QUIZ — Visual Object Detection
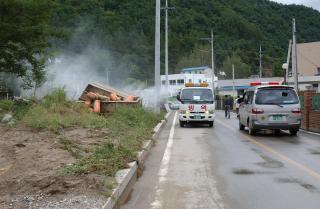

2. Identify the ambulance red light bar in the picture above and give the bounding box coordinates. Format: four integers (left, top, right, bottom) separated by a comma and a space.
250, 81, 281, 86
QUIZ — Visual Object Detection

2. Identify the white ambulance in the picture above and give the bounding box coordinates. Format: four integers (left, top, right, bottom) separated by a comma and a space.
177, 83, 215, 127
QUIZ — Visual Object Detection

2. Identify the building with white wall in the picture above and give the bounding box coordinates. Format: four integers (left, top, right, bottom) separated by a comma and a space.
181, 66, 213, 75
161, 66, 218, 96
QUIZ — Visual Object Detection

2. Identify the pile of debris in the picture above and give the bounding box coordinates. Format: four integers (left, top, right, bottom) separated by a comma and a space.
79, 83, 142, 113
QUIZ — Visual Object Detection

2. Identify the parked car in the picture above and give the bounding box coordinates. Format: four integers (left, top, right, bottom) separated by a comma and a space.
238, 82, 301, 136
169, 102, 180, 110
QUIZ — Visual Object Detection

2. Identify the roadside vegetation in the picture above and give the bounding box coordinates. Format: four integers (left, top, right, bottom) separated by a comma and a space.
1, 88, 164, 185
0, 99, 31, 121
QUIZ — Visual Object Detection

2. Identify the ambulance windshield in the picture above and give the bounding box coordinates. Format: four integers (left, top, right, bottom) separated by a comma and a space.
180, 88, 213, 104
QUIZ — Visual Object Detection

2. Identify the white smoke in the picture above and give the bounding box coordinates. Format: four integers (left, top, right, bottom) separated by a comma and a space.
29, 45, 116, 99
21, 44, 167, 111
129, 86, 169, 110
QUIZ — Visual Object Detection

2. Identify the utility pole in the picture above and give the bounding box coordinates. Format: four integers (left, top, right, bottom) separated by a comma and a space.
161, 0, 175, 96
292, 18, 299, 92
106, 70, 109, 85
259, 45, 262, 79
232, 64, 235, 97
211, 29, 215, 93
200, 30, 215, 93
154, 0, 161, 112
165, 0, 169, 95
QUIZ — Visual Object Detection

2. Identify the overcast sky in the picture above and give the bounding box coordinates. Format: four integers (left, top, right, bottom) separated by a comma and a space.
272, 0, 320, 11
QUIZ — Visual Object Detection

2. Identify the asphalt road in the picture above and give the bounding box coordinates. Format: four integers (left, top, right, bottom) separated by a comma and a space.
121, 111, 320, 209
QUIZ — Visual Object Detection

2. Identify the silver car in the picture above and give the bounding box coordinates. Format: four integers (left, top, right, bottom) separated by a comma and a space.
238, 85, 301, 136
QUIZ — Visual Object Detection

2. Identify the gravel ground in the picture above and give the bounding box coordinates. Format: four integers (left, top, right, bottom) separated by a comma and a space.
0, 124, 109, 209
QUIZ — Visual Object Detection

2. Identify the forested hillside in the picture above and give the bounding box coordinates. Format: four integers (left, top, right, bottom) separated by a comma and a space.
1, 0, 320, 87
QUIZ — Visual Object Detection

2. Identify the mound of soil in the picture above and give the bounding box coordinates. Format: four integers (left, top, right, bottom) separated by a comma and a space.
0, 124, 109, 209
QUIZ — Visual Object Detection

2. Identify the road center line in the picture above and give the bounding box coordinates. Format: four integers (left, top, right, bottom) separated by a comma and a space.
150, 111, 177, 209
216, 119, 320, 180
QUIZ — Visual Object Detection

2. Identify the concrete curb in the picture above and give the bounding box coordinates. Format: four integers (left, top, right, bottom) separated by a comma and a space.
102, 162, 137, 209
101, 111, 172, 209
300, 129, 320, 136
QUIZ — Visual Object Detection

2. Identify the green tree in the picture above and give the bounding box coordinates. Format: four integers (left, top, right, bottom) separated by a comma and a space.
0, 0, 56, 85
221, 54, 251, 79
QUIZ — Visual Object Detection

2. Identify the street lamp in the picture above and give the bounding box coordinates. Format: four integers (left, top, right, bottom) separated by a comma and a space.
282, 63, 288, 84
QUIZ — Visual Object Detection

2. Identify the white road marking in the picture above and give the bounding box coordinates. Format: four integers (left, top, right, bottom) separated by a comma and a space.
150, 111, 177, 209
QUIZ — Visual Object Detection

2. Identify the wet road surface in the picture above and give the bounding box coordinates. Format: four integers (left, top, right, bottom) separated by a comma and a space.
121, 111, 320, 209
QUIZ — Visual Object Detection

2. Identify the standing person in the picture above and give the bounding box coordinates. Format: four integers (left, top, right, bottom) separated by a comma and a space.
235, 96, 240, 117
224, 95, 231, 119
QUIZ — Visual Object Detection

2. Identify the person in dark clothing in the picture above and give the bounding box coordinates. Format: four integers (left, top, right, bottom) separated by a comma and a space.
224, 95, 232, 119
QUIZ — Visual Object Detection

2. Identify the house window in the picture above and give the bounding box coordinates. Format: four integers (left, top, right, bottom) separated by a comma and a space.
188, 79, 192, 83
177, 79, 184, 85
169, 80, 176, 85
162, 80, 165, 85
199, 79, 202, 83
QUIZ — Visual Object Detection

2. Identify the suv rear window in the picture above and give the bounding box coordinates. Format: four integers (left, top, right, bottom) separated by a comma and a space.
255, 88, 299, 105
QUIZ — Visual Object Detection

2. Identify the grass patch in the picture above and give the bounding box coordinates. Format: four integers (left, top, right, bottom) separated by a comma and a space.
20, 89, 163, 178
0, 99, 32, 120
21, 89, 109, 133
102, 177, 117, 197
60, 107, 163, 176
58, 137, 82, 159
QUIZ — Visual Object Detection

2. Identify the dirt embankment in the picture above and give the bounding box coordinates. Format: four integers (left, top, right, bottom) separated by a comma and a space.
0, 124, 109, 209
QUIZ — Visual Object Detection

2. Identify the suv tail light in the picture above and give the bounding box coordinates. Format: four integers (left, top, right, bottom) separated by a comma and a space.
292, 108, 301, 114
252, 108, 264, 114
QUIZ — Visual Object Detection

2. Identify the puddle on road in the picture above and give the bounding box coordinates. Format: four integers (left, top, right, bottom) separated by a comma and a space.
257, 155, 284, 169
309, 148, 320, 155
257, 161, 283, 169
233, 167, 276, 176
233, 168, 255, 175
200, 133, 209, 135
283, 139, 301, 144
251, 148, 262, 154
276, 178, 319, 193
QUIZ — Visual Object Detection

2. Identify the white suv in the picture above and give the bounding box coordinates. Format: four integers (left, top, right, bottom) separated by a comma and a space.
238, 84, 301, 136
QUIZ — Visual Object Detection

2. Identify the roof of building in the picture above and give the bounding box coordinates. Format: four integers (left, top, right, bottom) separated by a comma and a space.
297, 41, 320, 76
217, 77, 284, 90
181, 66, 210, 72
